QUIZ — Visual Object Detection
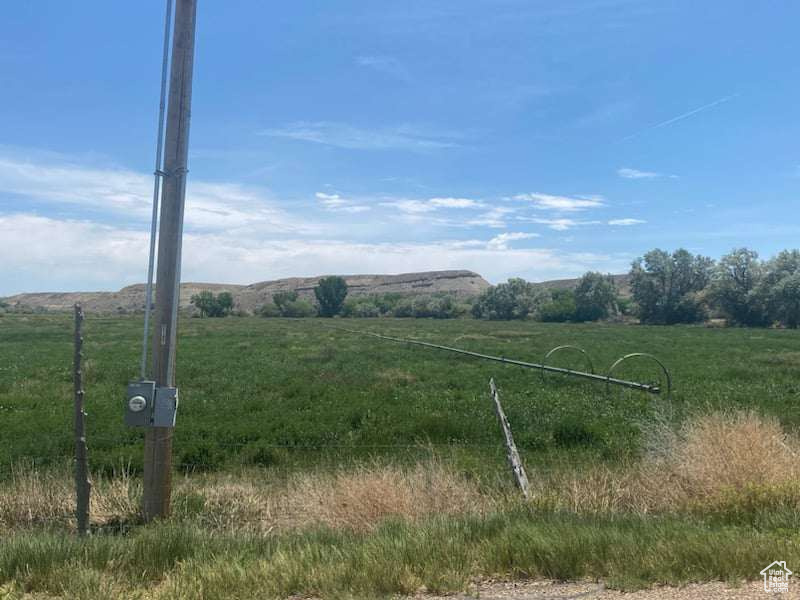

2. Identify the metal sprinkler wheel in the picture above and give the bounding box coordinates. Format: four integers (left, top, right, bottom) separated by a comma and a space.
541, 345, 595, 381
605, 352, 672, 396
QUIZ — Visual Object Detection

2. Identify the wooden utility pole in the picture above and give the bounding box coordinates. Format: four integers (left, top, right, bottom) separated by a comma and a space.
143, 0, 198, 521
73, 304, 91, 535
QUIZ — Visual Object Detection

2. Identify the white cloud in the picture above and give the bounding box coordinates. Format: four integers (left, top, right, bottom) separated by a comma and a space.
0, 214, 148, 294
379, 199, 438, 214
0, 154, 314, 235
467, 207, 516, 228
486, 231, 539, 250
428, 197, 484, 209
315, 191, 347, 208
259, 122, 460, 151
0, 212, 624, 294
315, 191, 371, 213
380, 196, 487, 218
524, 217, 601, 231
0, 156, 152, 216
515, 192, 604, 212
608, 218, 646, 226
617, 167, 660, 179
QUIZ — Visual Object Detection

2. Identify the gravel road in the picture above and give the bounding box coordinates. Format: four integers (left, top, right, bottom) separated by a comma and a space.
415, 580, 787, 599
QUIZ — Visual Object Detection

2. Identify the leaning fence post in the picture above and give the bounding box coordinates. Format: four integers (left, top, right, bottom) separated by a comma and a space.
73, 303, 91, 536
488, 378, 530, 499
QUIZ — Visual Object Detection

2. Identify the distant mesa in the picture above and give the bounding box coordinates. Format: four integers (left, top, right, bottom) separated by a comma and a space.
3, 271, 633, 314
3, 270, 491, 314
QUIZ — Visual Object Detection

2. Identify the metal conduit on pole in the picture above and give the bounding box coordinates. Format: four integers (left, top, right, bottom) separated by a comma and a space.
140, 0, 174, 380
142, 0, 198, 522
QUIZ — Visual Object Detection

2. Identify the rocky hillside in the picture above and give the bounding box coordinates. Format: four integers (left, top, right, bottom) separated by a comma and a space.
532, 273, 632, 298
3, 270, 490, 314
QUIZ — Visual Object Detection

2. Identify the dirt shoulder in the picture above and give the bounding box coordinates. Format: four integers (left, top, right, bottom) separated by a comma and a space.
416, 580, 777, 599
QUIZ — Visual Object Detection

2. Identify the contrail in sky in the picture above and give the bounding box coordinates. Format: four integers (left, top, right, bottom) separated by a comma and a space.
620, 93, 739, 142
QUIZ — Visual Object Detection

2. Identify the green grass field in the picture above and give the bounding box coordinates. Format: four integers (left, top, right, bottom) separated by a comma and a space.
2, 315, 800, 598
2, 314, 799, 475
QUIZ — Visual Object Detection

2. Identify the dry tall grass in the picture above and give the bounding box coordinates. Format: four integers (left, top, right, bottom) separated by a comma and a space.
530, 410, 800, 513
639, 410, 800, 509
0, 459, 494, 534
2, 410, 798, 534
0, 461, 138, 531
198, 459, 496, 533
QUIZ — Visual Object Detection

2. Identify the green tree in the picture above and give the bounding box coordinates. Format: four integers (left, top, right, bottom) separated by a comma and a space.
471, 278, 541, 320
761, 249, 800, 328
574, 272, 617, 322
314, 276, 348, 317
190, 290, 216, 318
629, 248, 713, 324
190, 290, 235, 317
216, 291, 234, 316
272, 290, 298, 314
709, 248, 768, 326
537, 288, 577, 322
271, 290, 316, 317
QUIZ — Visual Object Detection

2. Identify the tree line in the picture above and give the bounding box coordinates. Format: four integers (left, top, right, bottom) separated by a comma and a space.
189, 247, 800, 327
471, 247, 800, 327
192, 276, 353, 319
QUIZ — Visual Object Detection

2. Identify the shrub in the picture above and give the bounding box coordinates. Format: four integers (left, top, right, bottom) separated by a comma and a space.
281, 299, 316, 318
537, 289, 576, 322
272, 290, 298, 313
471, 278, 541, 320
392, 298, 415, 318
258, 303, 281, 318
341, 297, 382, 318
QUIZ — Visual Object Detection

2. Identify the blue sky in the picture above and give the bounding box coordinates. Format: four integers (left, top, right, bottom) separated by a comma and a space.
1, 0, 798, 295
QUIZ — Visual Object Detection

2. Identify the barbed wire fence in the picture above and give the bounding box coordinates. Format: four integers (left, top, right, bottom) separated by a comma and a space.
0, 317, 672, 533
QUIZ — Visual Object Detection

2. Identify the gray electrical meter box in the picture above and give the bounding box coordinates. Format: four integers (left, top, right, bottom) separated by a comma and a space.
125, 380, 156, 427
153, 386, 179, 427
125, 381, 179, 427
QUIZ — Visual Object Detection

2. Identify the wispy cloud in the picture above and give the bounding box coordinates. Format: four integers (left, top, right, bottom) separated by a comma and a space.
428, 197, 485, 209
315, 192, 371, 213
0, 154, 316, 235
380, 196, 487, 217
379, 199, 438, 214
617, 167, 661, 179
466, 207, 516, 228
487, 231, 539, 250
523, 217, 601, 231
259, 121, 461, 152
620, 93, 739, 142
515, 192, 605, 212
608, 218, 646, 226
355, 55, 411, 82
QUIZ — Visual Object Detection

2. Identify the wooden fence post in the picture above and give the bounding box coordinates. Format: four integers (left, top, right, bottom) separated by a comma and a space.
73, 303, 91, 535
489, 378, 530, 498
